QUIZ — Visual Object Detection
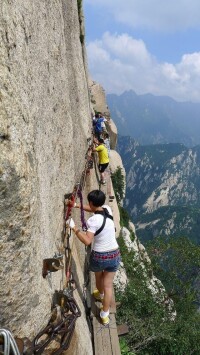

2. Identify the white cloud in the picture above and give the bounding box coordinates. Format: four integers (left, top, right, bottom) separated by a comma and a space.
101, 32, 151, 65
85, 0, 200, 31
87, 32, 200, 102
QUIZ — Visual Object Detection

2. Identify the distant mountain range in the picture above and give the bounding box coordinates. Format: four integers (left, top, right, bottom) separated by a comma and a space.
117, 136, 200, 244
107, 90, 200, 147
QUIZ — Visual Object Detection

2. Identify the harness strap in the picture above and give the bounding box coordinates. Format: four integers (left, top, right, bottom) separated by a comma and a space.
77, 188, 87, 231
94, 208, 113, 236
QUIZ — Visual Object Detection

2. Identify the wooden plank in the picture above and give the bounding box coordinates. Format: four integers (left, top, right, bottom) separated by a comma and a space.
93, 316, 102, 352
93, 317, 113, 355
117, 324, 129, 337
106, 168, 112, 196
93, 314, 121, 355
93, 315, 121, 355
108, 314, 121, 355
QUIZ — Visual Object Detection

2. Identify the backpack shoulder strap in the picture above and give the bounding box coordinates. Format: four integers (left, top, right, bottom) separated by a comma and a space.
94, 208, 113, 236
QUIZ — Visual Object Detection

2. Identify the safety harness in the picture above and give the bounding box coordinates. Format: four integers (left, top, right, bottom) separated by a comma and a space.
94, 208, 113, 236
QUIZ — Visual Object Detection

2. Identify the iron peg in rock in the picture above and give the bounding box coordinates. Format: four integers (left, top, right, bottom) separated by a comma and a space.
42, 258, 64, 279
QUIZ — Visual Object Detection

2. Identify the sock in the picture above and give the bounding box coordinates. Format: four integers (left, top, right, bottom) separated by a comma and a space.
100, 293, 104, 300
100, 309, 109, 318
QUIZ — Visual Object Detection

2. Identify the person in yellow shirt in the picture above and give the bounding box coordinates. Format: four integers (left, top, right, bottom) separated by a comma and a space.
93, 138, 109, 184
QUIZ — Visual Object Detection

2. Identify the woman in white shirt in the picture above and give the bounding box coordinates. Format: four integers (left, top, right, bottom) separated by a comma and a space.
67, 190, 120, 326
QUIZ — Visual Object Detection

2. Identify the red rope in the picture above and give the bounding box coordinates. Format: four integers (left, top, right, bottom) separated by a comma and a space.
65, 195, 75, 220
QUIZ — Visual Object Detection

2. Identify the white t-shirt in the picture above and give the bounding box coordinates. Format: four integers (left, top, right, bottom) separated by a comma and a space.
87, 205, 119, 252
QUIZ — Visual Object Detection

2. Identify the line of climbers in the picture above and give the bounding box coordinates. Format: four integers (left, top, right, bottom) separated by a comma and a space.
1, 115, 118, 354
92, 111, 111, 185
65, 113, 121, 327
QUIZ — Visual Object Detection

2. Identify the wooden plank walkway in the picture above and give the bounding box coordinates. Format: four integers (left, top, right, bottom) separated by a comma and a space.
91, 274, 121, 355
90, 158, 121, 355
92, 314, 121, 355
90, 158, 121, 354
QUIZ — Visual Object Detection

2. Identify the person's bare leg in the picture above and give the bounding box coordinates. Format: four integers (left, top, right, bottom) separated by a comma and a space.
102, 271, 116, 312
95, 271, 104, 294
100, 171, 105, 182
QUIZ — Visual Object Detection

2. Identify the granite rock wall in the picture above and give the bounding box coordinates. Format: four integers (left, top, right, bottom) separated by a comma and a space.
0, 1, 93, 353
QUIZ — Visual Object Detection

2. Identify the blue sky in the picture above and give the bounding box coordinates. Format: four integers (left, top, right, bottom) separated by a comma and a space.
84, 0, 200, 103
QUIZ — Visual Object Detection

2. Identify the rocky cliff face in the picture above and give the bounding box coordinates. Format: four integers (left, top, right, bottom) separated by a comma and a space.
0, 2, 125, 353
89, 78, 118, 149
0, 1, 93, 353
117, 136, 200, 243
0, 3, 179, 352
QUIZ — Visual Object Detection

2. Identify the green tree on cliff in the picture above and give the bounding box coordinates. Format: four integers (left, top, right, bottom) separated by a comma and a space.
116, 235, 200, 354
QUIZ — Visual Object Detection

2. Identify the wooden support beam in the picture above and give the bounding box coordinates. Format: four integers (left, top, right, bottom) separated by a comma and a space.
117, 324, 129, 337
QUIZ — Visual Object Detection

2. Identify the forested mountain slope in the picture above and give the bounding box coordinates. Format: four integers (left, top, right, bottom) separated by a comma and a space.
117, 136, 200, 244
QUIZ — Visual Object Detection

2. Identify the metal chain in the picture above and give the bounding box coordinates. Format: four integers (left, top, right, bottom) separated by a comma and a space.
1, 139, 94, 355
0, 329, 20, 355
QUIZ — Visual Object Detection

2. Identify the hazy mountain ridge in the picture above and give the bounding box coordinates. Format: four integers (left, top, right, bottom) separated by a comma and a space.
108, 90, 200, 147
117, 136, 200, 244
